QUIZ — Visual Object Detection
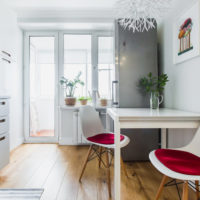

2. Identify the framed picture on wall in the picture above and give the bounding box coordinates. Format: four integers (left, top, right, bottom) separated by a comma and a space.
173, 1, 200, 64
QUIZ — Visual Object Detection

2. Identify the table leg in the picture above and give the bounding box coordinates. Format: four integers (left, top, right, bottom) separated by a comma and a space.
161, 128, 168, 149
106, 113, 111, 132
114, 117, 121, 200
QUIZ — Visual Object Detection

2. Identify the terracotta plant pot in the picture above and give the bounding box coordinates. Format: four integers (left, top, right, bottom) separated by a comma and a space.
100, 99, 107, 106
80, 99, 88, 105
65, 97, 76, 106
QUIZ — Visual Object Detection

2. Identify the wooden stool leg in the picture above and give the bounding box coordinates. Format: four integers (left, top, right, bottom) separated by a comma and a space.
195, 181, 199, 200
79, 145, 93, 182
155, 175, 168, 200
106, 149, 111, 198
182, 181, 189, 200
121, 156, 128, 178
99, 147, 103, 168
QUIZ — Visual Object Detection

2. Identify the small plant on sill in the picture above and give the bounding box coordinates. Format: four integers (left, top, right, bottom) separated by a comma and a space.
60, 72, 84, 106
100, 98, 108, 107
78, 97, 92, 105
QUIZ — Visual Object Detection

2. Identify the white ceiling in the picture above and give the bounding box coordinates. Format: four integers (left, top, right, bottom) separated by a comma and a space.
3, 0, 117, 11
19, 22, 114, 31
3, 0, 116, 30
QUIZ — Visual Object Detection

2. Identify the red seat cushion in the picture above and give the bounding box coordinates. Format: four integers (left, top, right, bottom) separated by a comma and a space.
155, 149, 200, 175
87, 133, 125, 145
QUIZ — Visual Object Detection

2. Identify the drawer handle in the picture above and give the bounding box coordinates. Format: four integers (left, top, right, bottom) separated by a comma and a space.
0, 119, 5, 123
0, 102, 6, 105
0, 136, 5, 141
2, 51, 11, 57
2, 58, 11, 64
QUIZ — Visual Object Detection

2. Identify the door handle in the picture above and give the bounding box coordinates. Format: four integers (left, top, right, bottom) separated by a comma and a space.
0, 102, 6, 105
0, 136, 5, 141
112, 81, 119, 106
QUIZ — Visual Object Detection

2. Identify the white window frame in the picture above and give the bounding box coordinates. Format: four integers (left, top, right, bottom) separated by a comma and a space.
24, 30, 113, 143
59, 30, 113, 106
24, 31, 59, 143
97, 36, 115, 100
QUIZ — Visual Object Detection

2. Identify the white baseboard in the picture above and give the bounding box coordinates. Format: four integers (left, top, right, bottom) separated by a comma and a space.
59, 137, 75, 145
10, 137, 24, 151
58, 137, 89, 146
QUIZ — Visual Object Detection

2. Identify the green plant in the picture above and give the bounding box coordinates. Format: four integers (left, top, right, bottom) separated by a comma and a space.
140, 72, 169, 94
78, 96, 92, 101
60, 72, 84, 97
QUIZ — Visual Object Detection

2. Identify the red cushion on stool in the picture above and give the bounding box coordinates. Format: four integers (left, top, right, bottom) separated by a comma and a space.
87, 133, 124, 145
155, 149, 200, 175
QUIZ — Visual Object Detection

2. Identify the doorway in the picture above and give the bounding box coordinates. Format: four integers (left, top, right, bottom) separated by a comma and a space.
24, 31, 114, 143
24, 32, 58, 143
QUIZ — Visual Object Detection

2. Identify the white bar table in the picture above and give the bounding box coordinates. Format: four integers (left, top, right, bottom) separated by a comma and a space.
106, 108, 200, 200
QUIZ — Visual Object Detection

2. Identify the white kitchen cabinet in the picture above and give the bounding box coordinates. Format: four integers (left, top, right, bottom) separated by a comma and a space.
0, 2, 23, 151
0, 3, 19, 62
73, 111, 88, 144
0, 97, 10, 170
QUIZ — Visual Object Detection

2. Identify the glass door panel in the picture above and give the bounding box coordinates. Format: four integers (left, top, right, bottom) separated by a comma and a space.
29, 36, 55, 138
98, 37, 114, 100
64, 35, 92, 98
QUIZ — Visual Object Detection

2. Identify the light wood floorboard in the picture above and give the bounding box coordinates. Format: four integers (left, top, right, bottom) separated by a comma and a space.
0, 144, 197, 200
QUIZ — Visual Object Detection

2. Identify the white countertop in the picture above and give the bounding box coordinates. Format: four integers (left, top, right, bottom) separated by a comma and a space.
107, 108, 200, 119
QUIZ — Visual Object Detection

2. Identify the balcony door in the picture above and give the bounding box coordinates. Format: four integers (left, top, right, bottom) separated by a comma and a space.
24, 31, 113, 143
24, 32, 58, 143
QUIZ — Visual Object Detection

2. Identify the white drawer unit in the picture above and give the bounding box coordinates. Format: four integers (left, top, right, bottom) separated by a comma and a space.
0, 97, 9, 170
0, 116, 9, 135
0, 133, 9, 170
0, 99, 9, 117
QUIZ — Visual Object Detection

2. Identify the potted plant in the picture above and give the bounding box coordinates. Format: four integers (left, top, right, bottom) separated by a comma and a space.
100, 98, 108, 107
139, 72, 169, 109
60, 72, 84, 106
78, 97, 92, 105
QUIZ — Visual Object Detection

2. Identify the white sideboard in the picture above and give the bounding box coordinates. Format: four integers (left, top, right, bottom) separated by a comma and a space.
59, 106, 107, 145
0, 97, 10, 170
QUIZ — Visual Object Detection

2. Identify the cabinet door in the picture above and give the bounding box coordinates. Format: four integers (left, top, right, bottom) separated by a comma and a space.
0, 133, 9, 170
73, 111, 79, 144
0, 53, 13, 95
0, 116, 9, 135
0, 99, 9, 117
0, 55, 6, 94
77, 112, 88, 144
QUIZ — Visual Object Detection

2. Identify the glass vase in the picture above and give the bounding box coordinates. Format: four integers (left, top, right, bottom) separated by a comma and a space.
150, 92, 163, 109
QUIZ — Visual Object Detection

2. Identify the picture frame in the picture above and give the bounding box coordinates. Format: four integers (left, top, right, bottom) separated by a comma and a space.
173, 1, 200, 64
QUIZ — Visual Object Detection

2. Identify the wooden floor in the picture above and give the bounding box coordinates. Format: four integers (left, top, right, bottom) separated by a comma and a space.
0, 144, 197, 200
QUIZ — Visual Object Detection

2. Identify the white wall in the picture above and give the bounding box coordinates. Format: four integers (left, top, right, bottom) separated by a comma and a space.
0, 2, 24, 150
158, 0, 199, 148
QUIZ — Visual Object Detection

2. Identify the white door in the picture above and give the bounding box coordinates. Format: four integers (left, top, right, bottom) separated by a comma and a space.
24, 32, 58, 143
